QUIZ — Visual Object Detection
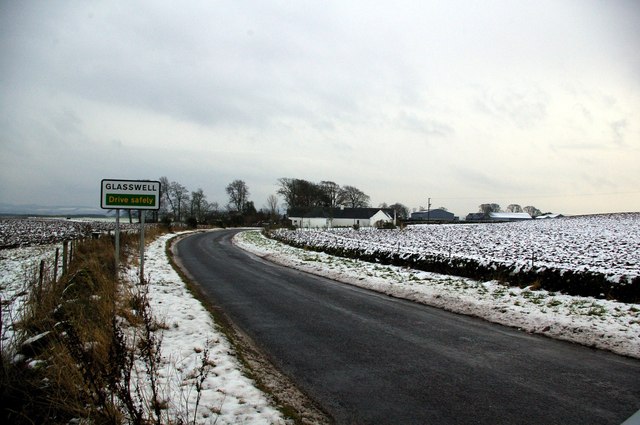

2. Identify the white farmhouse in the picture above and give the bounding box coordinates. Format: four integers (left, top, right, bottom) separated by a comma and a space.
288, 207, 395, 228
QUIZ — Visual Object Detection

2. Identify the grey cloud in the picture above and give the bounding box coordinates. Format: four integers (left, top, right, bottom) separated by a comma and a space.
1, 1, 639, 216
474, 85, 549, 129
396, 111, 454, 138
52, 109, 83, 137
610, 119, 627, 146
451, 167, 523, 194
573, 103, 593, 123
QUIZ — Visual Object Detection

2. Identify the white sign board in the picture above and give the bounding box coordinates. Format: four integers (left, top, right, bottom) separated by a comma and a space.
101, 179, 161, 210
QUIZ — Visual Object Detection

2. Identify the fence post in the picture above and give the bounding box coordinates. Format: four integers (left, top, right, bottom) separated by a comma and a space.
62, 241, 68, 275
54, 247, 60, 282
38, 259, 45, 302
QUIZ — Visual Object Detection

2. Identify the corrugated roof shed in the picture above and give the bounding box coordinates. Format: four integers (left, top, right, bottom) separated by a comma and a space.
489, 212, 532, 220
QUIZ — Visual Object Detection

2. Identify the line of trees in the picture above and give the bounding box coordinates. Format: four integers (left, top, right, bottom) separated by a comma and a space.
156, 176, 378, 227
157, 176, 222, 226
153, 176, 554, 227
276, 178, 371, 209
149, 176, 407, 227
478, 203, 543, 217
155, 177, 275, 227
276, 178, 411, 221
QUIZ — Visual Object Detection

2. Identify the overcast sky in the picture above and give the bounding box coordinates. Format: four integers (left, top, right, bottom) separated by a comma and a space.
1, 0, 639, 217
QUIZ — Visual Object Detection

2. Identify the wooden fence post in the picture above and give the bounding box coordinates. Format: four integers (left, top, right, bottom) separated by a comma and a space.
38, 259, 45, 302
62, 241, 68, 275
54, 247, 60, 282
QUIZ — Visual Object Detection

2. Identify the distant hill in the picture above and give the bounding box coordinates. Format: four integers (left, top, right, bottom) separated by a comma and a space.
0, 203, 111, 217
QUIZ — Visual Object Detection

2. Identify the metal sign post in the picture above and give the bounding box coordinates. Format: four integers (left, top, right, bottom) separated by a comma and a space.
139, 210, 145, 283
115, 209, 120, 277
100, 179, 161, 284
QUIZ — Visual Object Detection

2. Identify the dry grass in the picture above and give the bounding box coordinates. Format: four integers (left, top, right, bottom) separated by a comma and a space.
0, 227, 193, 424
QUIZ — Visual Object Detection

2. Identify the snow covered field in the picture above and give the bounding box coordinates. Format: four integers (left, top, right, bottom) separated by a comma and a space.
272, 213, 640, 284
0, 217, 142, 248
0, 242, 65, 344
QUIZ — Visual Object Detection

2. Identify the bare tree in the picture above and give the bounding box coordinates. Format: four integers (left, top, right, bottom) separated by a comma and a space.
506, 204, 523, 213
389, 202, 410, 220
277, 178, 297, 209
479, 203, 501, 217
523, 205, 542, 217
158, 176, 172, 219
319, 181, 344, 207
167, 181, 190, 222
226, 180, 249, 213
278, 178, 373, 210
266, 194, 279, 222
205, 201, 221, 223
340, 185, 370, 208
190, 188, 209, 223
277, 178, 321, 209
208, 201, 220, 216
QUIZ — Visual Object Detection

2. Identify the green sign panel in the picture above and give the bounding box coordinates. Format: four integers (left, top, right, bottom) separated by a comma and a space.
104, 194, 156, 207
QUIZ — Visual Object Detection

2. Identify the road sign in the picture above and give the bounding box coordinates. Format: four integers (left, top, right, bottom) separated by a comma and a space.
101, 179, 161, 210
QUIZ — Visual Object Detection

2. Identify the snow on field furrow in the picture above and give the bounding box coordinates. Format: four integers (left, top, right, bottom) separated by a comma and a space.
276, 214, 640, 280
1, 243, 64, 345
0, 218, 143, 248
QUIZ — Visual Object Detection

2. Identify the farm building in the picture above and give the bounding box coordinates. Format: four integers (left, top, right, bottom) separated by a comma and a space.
489, 212, 532, 221
536, 213, 564, 219
465, 212, 486, 221
288, 207, 394, 228
410, 209, 456, 222
465, 212, 533, 222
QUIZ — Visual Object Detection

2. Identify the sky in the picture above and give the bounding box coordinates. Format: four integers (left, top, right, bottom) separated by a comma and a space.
1, 0, 639, 218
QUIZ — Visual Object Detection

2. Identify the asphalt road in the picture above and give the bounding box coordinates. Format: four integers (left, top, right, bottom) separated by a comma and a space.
174, 230, 640, 425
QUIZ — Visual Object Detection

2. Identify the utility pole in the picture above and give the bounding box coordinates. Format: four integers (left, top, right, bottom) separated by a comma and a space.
427, 197, 432, 223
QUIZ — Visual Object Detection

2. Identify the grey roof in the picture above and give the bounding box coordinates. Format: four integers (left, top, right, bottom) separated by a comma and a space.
410, 209, 454, 220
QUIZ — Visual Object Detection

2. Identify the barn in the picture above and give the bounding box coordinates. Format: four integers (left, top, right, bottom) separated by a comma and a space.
410, 208, 456, 222
489, 212, 533, 221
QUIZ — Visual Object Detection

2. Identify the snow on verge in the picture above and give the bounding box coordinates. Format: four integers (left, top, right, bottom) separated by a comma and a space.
234, 230, 640, 359
126, 231, 286, 425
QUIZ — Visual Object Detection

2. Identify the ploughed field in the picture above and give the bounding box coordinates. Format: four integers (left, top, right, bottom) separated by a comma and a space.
0, 217, 142, 249
271, 213, 640, 302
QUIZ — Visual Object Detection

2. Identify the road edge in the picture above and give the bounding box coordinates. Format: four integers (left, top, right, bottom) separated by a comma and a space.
166, 230, 334, 425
